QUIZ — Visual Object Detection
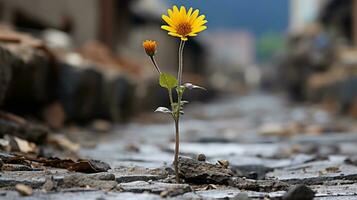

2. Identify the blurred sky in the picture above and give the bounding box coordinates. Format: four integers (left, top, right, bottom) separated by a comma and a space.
164, 0, 289, 36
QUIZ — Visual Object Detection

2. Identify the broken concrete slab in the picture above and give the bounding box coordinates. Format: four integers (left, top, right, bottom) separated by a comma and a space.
266, 157, 357, 185
61, 173, 117, 190
111, 167, 168, 183
118, 181, 192, 197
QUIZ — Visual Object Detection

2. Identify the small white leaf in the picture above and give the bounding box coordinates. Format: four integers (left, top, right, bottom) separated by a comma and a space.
183, 83, 207, 90
154, 107, 172, 114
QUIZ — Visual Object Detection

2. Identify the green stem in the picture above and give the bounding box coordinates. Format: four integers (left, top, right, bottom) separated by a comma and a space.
177, 40, 185, 85
173, 39, 185, 183
150, 56, 161, 74
173, 118, 180, 183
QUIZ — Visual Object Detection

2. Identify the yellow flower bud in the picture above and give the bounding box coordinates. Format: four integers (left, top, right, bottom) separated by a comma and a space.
142, 40, 157, 57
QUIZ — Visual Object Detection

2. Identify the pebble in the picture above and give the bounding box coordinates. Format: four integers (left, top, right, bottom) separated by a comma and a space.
197, 153, 206, 162
15, 184, 33, 196
282, 184, 315, 200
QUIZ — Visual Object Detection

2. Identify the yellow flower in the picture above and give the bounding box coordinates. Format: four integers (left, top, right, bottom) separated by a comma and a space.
142, 40, 157, 56
161, 6, 207, 41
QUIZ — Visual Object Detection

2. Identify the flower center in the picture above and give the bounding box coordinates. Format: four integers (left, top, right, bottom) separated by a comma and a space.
176, 22, 192, 36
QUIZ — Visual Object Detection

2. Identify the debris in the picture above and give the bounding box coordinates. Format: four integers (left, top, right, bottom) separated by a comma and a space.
42, 176, 57, 192
282, 184, 315, 200
1, 164, 33, 171
178, 157, 234, 184
68, 159, 111, 173
119, 181, 192, 197
15, 184, 33, 196
62, 174, 117, 190
0, 118, 48, 144
47, 134, 80, 152
325, 166, 341, 173
229, 177, 290, 192
197, 153, 206, 161
10, 136, 38, 153
217, 160, 230, 168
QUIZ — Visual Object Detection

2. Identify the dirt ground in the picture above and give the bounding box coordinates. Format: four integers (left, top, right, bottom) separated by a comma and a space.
1, 93, 357, 199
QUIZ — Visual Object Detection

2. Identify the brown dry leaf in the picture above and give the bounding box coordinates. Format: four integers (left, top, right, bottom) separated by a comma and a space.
15, 184, 33, 196
68, 159, 111, 173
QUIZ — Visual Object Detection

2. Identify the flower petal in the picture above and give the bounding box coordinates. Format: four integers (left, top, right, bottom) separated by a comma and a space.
187, 8, 193, 17
192, 25, 207, 33
189, 9, 200, 23
162, 15, 175, 27
161, 25, 176, 33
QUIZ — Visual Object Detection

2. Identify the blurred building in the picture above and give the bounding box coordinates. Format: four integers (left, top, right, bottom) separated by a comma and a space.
205, 31, 256, 91
289, 0, 327, 33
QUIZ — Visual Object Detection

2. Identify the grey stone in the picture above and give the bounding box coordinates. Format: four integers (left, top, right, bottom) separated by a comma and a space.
61, 173, 117, 190
282, 184, 315, 200
178, 157, 234, 184
119, 181, 191, 197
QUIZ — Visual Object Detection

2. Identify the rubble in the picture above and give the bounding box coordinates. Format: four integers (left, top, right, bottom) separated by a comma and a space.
282, 184, 315, 200
118, 181, 192, 197
178, 157, 234, 184
15, 183, 33, 196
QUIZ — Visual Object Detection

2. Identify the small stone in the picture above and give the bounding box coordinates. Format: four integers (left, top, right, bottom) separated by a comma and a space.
282, 184, 315, 200
218, 160, 230, 169
197, 154, 206, 161
15, 184, 33, 196
42, 176, 57, 192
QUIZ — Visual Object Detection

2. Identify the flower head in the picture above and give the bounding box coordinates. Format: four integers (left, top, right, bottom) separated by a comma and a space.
142, 40, 157, 57
161, 6, 207, 41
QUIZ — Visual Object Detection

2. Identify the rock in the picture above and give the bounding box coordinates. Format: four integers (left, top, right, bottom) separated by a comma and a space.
15, 184, 33, 196
178, 157, 234, 184
0, 118, 48, 144
1, 43, 59, 116
119, 181, 192, 197
112, 167, 168, 183
282, 184, 315, 200
229, 177, 290, 192
217, 160, 230, 168
1, 164, 33, 171
62, 173, 117, 190
42, 176, 57, 192
197, 153, 206, 161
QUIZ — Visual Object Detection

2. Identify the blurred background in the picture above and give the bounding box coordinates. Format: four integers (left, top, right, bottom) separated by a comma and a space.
0, 0, 356, 130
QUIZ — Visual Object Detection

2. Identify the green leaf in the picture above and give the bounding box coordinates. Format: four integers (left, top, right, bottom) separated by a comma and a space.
183, 83, 207, 90
154, 107, 172, 114
159, 73, 178, 89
